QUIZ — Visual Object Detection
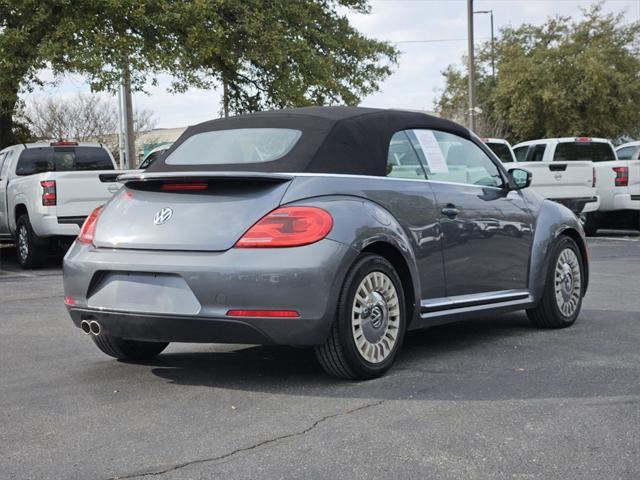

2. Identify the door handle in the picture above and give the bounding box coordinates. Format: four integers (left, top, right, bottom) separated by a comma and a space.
441, 205, 460, 218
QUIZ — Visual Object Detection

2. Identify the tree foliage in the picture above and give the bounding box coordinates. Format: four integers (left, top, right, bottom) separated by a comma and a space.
435, 4, 640, 142
0, 0, 397, 148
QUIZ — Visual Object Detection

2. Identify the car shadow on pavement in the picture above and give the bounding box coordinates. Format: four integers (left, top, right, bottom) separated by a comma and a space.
142, 311, 639, 401
0, 243, 64, 272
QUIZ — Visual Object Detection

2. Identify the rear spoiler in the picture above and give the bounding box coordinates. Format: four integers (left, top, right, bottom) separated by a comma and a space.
116, 171, 295, 185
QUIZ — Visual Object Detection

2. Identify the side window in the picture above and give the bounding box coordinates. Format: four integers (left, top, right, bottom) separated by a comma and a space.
386, 131, 426, 180
616, 146, 635, 161
407, 129, 504, 188
529, 144, 546, 162
513, 146, 528, 162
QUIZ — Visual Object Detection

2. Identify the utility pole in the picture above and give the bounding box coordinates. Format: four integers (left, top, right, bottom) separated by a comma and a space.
467, 0, 476, 132
117, 84, 125, 169
122, 67, 136, 169
474, 9, 495, 78
222, 74, 229, 118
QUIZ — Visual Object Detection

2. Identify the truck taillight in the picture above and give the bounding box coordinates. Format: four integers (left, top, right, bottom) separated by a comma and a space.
78, 206, 103, 245
613, 167, 628, 187
41, 180, 57, 206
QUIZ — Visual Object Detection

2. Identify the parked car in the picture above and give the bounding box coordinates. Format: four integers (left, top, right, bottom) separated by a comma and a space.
0, 141, 126, 268
484, 138, 516, 163
616, 141, 640, 161
513, 137, 640, 235
486, 137, 599, 217
64, 107, 589, 380
138, 143, 172, 170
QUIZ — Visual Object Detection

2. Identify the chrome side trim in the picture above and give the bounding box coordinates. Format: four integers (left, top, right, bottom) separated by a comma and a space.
420, 290, 530, 314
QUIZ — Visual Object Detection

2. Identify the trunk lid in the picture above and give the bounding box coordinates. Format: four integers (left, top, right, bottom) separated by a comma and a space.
92, 172, 294, 251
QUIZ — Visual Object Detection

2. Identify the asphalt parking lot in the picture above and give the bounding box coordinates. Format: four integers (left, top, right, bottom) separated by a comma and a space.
1, 232, 639, 480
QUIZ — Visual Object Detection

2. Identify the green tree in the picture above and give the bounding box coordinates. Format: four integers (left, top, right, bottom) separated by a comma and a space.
435, 3, 640, 142
0, 0, 397, 148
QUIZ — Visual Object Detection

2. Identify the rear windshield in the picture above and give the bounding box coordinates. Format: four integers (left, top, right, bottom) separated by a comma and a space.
165, 128, 302, 165
16, 147, 114, 176
553, 142, 616, 162
486, 142, 514, 163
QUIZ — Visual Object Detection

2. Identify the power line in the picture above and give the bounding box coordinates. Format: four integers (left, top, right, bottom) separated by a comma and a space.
393, 37, 489, 43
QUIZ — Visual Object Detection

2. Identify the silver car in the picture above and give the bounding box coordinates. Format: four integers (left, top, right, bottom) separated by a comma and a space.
63, 107, 589, 379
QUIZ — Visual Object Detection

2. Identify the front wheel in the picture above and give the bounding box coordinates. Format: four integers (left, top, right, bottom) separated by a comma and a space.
527, 236, 584, 329
92, 333, 169, 360
315, 254, 407, 380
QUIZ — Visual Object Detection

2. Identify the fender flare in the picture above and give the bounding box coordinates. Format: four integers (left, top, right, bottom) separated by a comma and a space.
528, 200, 589, 302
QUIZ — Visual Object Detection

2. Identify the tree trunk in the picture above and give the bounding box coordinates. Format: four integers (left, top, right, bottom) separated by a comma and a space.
0, 90, 18, 149
0, 110, 14, 150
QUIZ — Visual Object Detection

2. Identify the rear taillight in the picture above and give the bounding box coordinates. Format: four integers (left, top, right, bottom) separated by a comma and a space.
41, 180, 56, 206
613, 167, 629, 187
235, 206, 333, 248
592, 167, 596, 188
161, 183, 208, 191
78, 206, 103, 244
227, 309, 300, 318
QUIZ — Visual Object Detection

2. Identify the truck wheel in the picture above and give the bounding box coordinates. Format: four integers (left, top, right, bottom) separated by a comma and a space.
527, 236, 584, 329
314, 254, 406, 380
580, 213, 598, 237
92, 333, 168, 360
15, 215, 47, 269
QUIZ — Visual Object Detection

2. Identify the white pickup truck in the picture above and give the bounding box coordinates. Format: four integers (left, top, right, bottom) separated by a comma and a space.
513, 137, 640, 235
484, 138, 600, 217
0, 141, 123, 268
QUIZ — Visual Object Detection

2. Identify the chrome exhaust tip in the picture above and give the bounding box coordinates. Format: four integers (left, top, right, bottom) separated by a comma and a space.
80, 320, 91, 335
89, 320, 101, 336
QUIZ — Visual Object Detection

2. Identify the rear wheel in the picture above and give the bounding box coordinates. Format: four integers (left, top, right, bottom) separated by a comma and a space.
92, 333, 168, 360
15, 215, 47, 269
315, 254, 406, 380
527, 236, 584, 329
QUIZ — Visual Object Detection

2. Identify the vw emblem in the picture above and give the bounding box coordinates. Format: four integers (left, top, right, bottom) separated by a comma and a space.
153, 207, 173, 225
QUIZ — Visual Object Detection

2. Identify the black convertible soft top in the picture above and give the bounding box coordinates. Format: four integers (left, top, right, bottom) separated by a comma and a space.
147, 106, 471, 177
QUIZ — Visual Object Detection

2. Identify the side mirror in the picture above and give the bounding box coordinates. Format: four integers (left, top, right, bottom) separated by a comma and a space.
508, 168, 532, 190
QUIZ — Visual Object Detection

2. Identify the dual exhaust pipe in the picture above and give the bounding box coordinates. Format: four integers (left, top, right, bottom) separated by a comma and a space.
80, 320, 101, 336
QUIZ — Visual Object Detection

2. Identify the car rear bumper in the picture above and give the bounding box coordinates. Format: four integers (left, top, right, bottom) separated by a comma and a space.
63, 239, 357, 345
549, 196, 599, 214
598, 193, 640, 211
30, 214, 81, 238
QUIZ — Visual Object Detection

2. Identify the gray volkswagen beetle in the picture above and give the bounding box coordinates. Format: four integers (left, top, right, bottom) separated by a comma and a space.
63, 107, 588, 379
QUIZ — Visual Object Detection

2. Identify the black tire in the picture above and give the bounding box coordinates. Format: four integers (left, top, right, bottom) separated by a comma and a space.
314, 253, 407, 380
15, 215, 47, 269
527, 236, 584, 329
581, 212, 598, 237
92, 333, 168, 360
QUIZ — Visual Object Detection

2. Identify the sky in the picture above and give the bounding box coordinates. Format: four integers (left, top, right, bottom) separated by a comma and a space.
22, 0, 640, 130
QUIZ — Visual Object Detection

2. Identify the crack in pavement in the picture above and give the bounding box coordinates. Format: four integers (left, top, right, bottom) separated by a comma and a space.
107, 399, 386, 480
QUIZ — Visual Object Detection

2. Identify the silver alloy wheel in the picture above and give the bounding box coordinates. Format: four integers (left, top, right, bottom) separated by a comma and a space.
17, 225, 29, 262
554, 248, 581, 317
351, 271, 401, 364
